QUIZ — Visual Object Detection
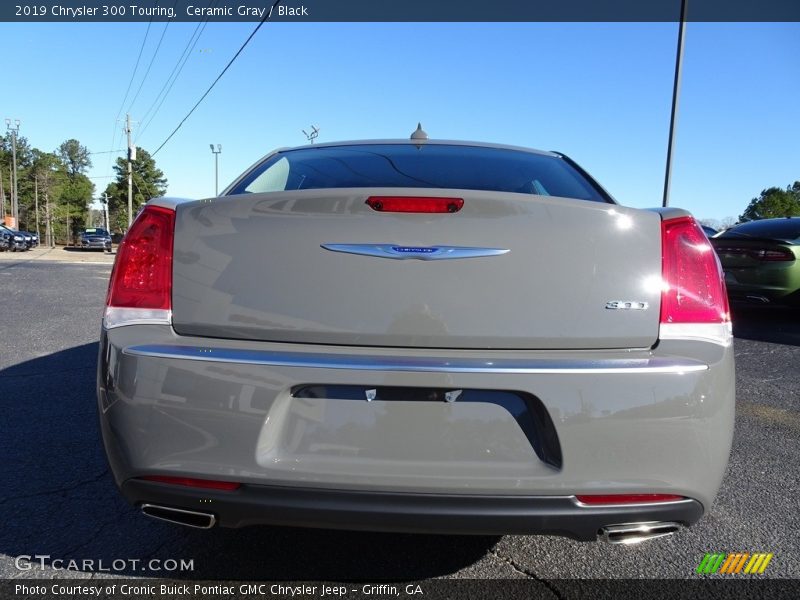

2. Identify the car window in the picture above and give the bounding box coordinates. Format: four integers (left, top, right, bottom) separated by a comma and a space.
242, 156, 290, 194
229, 144, 609, 203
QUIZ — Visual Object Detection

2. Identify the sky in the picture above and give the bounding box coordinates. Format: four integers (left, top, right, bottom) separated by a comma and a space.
1, 21, 799, 223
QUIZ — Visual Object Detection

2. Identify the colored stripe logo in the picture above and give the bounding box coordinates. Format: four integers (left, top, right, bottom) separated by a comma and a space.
696, 553, 773, 574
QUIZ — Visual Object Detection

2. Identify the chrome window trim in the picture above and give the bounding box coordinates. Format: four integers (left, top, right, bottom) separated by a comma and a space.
122, 344, 708, 375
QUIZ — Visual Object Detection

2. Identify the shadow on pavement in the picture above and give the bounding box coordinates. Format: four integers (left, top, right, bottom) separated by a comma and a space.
0, 343, 497, 580
731, 305, 800, 347
62, 247, 114, 254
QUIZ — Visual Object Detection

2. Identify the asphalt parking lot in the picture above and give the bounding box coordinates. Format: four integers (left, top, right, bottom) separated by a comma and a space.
1, 256, 798, 585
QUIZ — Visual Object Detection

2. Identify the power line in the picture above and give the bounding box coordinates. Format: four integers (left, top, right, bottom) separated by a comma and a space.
126, 22, 170, 115
88, 149, 125, 155
138, 16, 208, 131
103, 22, 152, 193
126, 2, 178, 115
115, 22, 152, 124
152, 0, 282, 157
136, 8, 215, 143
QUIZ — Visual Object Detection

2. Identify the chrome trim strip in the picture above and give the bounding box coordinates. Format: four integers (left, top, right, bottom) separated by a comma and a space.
123, 344, 708, 374
321, 243, 510, 261
659, 322, 733, 347
104, 307, 172, 329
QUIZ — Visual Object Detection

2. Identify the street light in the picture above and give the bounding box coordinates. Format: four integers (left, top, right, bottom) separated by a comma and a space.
210, 144, 222, 196
5, 118, 20, 227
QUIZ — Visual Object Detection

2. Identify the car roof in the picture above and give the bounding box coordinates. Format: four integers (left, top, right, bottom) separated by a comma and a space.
268, 139, 560, 158
721, 217, 800, 242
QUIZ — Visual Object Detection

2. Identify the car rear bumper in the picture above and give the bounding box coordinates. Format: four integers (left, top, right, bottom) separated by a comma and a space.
121, 477, 703, 539
98, 324, 734, 535
723, 269, 800, 306
724, 283, 800, 307
81, 240, 112, 249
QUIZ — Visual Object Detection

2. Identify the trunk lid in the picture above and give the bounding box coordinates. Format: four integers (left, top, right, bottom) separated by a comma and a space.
171, 189, 662, 349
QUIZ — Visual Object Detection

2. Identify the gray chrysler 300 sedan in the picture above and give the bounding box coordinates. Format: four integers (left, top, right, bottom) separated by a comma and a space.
97, 137, 734, 544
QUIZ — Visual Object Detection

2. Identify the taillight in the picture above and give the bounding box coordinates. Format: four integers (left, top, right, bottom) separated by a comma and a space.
104, 204, 175, 329
714, 245, 795, 262
756, 248, 794, 261
366, 196, 464, 213
576, 494, 685, 506
139, 476, 240, 491
660, 216, 731, 345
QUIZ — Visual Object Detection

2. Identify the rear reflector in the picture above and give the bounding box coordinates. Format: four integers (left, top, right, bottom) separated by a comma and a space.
576, 494, 685, 505
660, 216, 731, 344
139, 476, 241, 491
104, 204, 175, 329
366, 196, 464, 213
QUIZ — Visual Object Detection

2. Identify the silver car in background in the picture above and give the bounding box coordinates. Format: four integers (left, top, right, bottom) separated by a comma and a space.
97, 138, 734, 544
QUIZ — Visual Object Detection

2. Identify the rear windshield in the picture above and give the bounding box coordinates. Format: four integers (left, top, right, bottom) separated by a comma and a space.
228, 144, 609, 202
718, 219, 800, 242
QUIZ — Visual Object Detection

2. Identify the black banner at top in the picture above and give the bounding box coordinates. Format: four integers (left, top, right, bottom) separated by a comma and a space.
3, 0, 800, 22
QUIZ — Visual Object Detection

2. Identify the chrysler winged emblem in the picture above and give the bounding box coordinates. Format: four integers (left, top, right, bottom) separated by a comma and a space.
321, 244, 510, 261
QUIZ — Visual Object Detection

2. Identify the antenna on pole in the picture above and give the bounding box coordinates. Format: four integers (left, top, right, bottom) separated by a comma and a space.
302, 125, 319, 144
662, 0, 688, 208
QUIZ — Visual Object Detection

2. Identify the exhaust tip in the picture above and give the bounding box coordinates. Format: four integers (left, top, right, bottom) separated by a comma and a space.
599, 522, 682, 545
141, 504, 216, 529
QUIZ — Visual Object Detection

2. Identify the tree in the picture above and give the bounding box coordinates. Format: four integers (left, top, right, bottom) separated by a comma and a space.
28, 151, 67, 242
699, 216, 739, 232
58, 139, 92, 179
739, 182, 800, 222
51, 140, 94, 241
1, 134, 34, 224
0, 133, 34, 169
1, 136, 95, 240
103, 147, 167, 233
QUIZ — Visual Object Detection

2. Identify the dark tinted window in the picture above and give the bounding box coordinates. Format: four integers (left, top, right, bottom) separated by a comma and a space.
718, 219, 800, 242
228, 144, 609, 202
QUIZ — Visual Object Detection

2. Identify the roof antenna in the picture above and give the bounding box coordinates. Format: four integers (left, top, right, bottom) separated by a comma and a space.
302, 125, 320, 144
410, 123, 428, 141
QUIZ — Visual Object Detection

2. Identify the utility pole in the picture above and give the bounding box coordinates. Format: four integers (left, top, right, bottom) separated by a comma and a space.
0, 165, 5, 222
45, 192, 53, 248
5, 118, 20, 226
209, 144, 222, 196
34, 176, 40, 238
662, 0, 688, 208
102, 192, 110, 232
126, 114, 135, 228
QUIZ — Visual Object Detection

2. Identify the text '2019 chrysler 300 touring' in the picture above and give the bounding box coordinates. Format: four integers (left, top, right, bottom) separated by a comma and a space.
97, 137, 734, 544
